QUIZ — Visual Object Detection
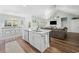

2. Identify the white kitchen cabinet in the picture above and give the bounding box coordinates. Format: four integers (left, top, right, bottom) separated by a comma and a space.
28, 31, 50, 52
37, 33, 49, 52
29, 31, 41, 50
40, 34, 47, 52
2, 27, 21, 38
23, 30, 29, 42
29, 31, 35, 46
33, 32, 41, 51
45, 33, 49, 47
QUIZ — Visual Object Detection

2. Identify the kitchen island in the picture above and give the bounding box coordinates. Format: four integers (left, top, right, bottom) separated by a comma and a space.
23, 29, 51, 52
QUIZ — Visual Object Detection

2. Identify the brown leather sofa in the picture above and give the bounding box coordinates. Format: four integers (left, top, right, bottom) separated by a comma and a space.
50, 29, 67, 39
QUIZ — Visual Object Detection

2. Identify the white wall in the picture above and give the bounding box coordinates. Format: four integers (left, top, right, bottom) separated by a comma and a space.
70, 19, 79, 33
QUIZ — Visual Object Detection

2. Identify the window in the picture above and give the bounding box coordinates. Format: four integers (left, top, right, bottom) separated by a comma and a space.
5, 20, 18, 27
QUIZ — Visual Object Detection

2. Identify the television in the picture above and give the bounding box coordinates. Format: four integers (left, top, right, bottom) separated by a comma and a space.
50, 21, 57, 25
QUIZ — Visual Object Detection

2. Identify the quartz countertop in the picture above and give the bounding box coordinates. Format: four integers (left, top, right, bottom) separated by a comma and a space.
28, 28, 51, 34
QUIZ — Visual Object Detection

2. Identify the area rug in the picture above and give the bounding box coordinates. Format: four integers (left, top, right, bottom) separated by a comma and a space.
5, 41, 25, 53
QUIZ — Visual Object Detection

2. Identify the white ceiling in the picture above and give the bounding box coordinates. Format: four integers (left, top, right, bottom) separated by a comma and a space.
0, 5, 50, 17
56, 5, 79, 15
0, 5, 79, 17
